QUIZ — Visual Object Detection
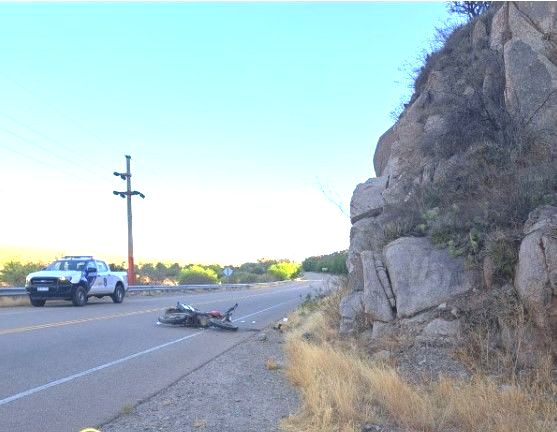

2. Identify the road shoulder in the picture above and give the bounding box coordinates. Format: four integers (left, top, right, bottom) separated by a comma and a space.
100, 326, 299, 432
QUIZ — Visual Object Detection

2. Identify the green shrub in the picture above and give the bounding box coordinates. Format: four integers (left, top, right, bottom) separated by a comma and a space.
178, 265, 219, 285
267, 261, 301, 280
238, 262, 267, 275
226, 270, 275, 284
0, 261, 44, 286
485, 231, 521, 283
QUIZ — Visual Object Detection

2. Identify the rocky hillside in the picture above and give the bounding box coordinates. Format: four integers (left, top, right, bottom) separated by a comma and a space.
342, 2, 557, 370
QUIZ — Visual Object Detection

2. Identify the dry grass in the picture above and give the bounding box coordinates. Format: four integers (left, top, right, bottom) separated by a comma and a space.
283, 341, 376, 432
265, 357, 280, 370
282, 340, 556, 432
281, 286, 557, 432
0, 295, 30, 308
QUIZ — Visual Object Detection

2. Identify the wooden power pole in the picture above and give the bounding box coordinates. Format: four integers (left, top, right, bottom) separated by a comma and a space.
113, 155, 145, 285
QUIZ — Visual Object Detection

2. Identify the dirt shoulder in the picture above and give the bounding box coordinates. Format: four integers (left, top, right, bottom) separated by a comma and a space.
100, 326, 299, 432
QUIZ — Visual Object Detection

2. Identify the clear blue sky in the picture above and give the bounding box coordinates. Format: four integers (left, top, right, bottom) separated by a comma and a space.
0, 2, 455, 265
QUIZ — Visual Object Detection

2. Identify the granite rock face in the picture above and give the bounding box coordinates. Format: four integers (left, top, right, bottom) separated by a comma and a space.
342, 2, 557, 359
383, 237, 479, 318
515, 206, 557, 343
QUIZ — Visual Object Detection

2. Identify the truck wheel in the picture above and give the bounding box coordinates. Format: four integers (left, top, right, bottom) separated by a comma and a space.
30, 298, 46, 307
111, 284, 125, 304
72, 286, 88, 306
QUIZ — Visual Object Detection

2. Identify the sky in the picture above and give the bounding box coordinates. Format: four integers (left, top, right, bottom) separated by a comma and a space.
0, 1, 455, 266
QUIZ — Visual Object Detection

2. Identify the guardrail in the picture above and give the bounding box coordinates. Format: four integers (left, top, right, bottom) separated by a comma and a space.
0, 288, 28, 297
0, 280, 294, 297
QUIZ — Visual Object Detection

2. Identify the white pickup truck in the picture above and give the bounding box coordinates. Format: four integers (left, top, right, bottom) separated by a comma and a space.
25, 256, 128, 307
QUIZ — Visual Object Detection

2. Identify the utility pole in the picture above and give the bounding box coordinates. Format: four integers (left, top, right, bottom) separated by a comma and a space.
113, 155, 145, 285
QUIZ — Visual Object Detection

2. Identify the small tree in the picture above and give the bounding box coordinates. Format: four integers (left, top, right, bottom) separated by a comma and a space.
109, 262, 127, 271
167, 263, 182, 279
178, 265, 219, 285
447, 1, 491, 20
267, 261, 301, 281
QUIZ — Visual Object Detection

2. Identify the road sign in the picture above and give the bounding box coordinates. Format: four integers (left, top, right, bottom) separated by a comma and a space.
223, 267, 234, 277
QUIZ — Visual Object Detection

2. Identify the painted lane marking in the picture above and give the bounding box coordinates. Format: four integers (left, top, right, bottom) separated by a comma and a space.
0, 332, 203, 407
0, 308, 165, 336
0, 283, 312, 336
232, 298, 298, 322
0, 297, 300, 407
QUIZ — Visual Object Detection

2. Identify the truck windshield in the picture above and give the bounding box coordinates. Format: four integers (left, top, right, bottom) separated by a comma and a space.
45, 260, 87, 271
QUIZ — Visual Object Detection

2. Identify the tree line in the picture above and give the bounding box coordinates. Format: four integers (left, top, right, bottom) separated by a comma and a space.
302, 251, 347, 274
0, 258, 302, 287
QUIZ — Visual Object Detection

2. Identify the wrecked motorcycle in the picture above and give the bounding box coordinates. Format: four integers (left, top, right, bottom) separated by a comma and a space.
157, 302, 239, 331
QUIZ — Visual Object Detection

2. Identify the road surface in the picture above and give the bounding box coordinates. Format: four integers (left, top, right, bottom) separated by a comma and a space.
0, 280, 317, 432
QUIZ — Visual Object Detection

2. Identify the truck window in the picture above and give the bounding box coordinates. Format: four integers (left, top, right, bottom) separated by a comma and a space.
96, 261, 108, 272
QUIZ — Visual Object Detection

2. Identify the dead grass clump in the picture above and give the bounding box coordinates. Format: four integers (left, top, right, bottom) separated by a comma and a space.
282, 341, 379, 432
286, 280, 348, 344
454, 284, 555, 381
282, 340, 438, 431
282, 338, 557, 432
265, 357, 280, 370
433, 376, 556, 432
365, 366, 436, 430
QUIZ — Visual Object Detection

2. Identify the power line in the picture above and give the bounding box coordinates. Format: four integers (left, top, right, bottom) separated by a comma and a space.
0, 72, 118, 151
0, 73, 174, 198
1, 141, 67, 175
0, 111, 116, 175
0, 126, 114, 187
0, 74, 172, 183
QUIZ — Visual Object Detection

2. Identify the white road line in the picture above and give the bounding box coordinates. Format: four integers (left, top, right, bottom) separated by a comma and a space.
0, 284, 310, 335
0, 297, 299, 407
233, 298, 297, 322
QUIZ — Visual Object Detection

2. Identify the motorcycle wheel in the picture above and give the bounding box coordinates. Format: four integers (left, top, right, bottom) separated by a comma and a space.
157, 312, 189, 325
209, 318, 238, 331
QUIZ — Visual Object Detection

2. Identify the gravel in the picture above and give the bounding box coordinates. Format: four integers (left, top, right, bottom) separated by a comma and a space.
100, 327, 299, 432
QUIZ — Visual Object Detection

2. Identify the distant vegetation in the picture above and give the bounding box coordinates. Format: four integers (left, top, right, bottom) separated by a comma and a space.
178, 265, 219, 285
0, 258, 302, 287
302, 251, 347, 275
0, 261, 44, 287
268, 261, 302, 280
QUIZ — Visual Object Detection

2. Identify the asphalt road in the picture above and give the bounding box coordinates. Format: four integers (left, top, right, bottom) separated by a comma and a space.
0, 280, 318, 432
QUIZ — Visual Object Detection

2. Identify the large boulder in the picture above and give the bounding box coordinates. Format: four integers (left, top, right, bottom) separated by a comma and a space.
346, 251, 364, 292
339, 291, 364, 335
374, 125, 397, 177
504, 39, 557, 130
349, 216, 387, 255
491, 2, 557, 53
509, 2, 557, 53
361, 251, 395, 322
490, 2, 557, 136
350, 176, 387, 223
373, 91, 428, 195
384, 237, 480, 318
489, 2, 510, 52
515, 206, 557, 329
